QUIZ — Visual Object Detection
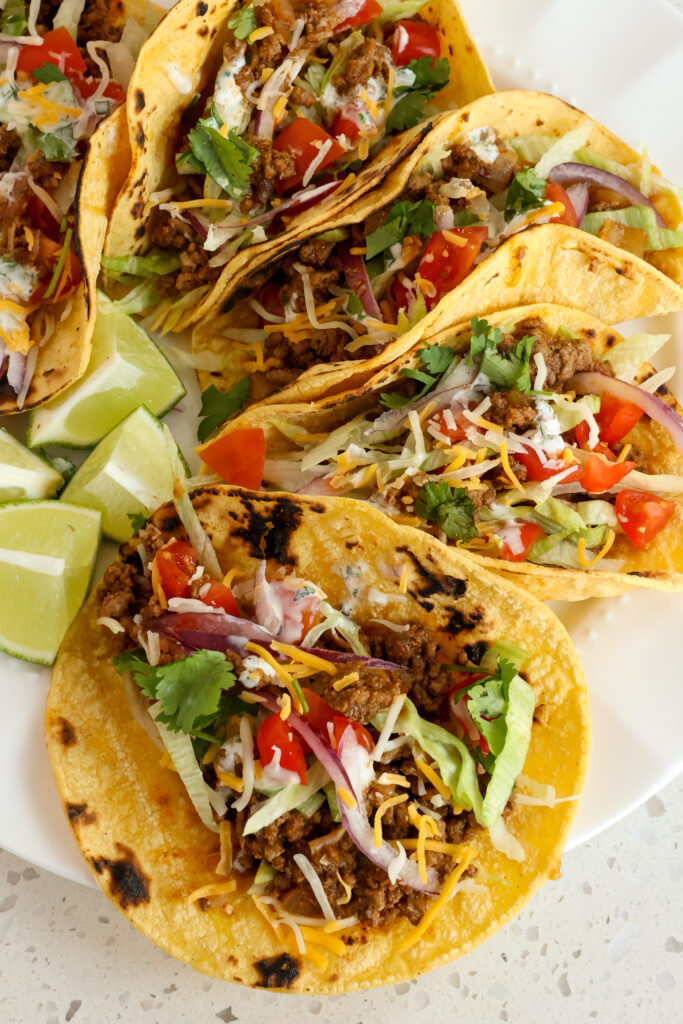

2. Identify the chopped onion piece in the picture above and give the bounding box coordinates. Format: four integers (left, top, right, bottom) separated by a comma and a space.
232, 717, 255, 813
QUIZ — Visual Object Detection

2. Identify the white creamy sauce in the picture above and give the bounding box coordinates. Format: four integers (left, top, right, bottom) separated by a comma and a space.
393, 66, 416, 90
213, 53, 250, 132
164, 62, 193, 95
523, 398, 565, 455
0, 258, 38, 302
468, 125, 500, 165
238, 654, 277, 690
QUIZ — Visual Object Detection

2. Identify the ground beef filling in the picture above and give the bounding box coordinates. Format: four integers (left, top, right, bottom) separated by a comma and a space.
148, 210, 221, 297
99, 523, 484, 927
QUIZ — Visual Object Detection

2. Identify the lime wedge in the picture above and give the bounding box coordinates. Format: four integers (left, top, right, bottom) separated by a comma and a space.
60, 406, 188, 542
0, 501, 100, 664
0, 428, 63, 500
27, 292, 185, 449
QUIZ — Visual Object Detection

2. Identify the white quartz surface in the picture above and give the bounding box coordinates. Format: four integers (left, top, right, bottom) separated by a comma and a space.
1, 774, 681, 1023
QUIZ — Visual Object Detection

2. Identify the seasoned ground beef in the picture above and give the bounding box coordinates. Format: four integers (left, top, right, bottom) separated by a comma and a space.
501, 318, 600, 392
148, 210, 221, 296
487, 389, 538, 431
27, 152, 65, 192
334, 38, 391, 93
0, 126, 20, 174
313, 664, 410, 722
443, 138, 519, 195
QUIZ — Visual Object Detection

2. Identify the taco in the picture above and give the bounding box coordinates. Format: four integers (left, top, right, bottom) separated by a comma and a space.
0, 0, 160, 412
46, 485, 588, 991
196, 305, 683, 600
100, 0, 494, 332
189, 90, 683, 406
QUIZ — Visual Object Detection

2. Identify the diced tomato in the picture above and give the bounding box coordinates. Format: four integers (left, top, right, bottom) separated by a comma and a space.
302, 688, 373, 752
615, 489, 676, 549
580, 453, 634, 493
200, 427, 265, 490
254, 281, 284, 321
332, 101, 373, 142
596, 393, 644, 446
391, 20, 441, 67
27, 194, 60, 238
499, 522, 545, 562
449, 686, 489, 756
514, 445, 583, 483
76, 76, 126, 105
544, 181, 578, 228
336, 0, 382, 32
200, 580, 240, 616
16, 27, 87, 78
429, 404, 477, 443
414, 227, 488, 310
257, 715, 307, 784
273, 119, 345, 195
154, 540, 197, 599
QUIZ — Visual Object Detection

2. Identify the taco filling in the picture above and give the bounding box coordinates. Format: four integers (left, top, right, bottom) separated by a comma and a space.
99, 516, 542, 947
188, 121, 683, 388
0, 0, 148, 404
102, 0, 452, 317
236, 315, 683, 572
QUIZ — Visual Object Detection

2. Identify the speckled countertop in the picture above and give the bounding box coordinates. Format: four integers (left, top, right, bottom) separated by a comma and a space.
1, 775, 681, 1023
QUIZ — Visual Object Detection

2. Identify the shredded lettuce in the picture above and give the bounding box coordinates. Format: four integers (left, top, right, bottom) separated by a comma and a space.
534, 495, 587, 533
576, 501, 618, 528
53, 0, 86, 38
324, 780, 342, 823
149, 702, 218, 833
243, 762, 329, 836
603, 332, 671, 382
102, 250, 181, 281
300, 415, 366, 472
506, 134, 558, 166
533, 126, 591, 180
377, 0, 428, 23
528, 525, 611, 568
248, 860, 276, 893
113, 280, 159, 316
581, 205, 683, 251
552, 393, 600, 433
302, 599, 368, 656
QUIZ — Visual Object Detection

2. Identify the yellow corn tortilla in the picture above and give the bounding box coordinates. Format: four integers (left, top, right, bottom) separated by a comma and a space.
197, 305, 683, 601
191, 90, 683, 407
46, 486, 589, 992
103, 0, 494, 328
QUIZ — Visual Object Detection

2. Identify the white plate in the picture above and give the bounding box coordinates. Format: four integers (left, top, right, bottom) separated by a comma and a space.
0, 0, 681, 886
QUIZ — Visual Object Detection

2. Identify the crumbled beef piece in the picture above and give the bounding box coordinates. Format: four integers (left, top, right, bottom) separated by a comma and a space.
487, 389, 538, 431
362, 622, 458, 718
313, 664, 410, 722
403, 171, 447, 206
587, 187, 630, 213
443, 138, 519, 195
238, 138, 296, 212
148, 210, 221, 296
333, 38, 390, 93
258, 0, 297, 44
0, 126, 20, 174
290, 84, 317, 107
297, 239, 335, 267
382, 471, 429, 516
505, 317, 597, 391
77, 0, 124, 43
27, 152, 64, 192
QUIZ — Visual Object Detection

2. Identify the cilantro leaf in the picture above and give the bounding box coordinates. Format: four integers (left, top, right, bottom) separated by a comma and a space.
365, 199, 435, 259
345, 292, 365, 317
0, 0, 27, 35
386, 57, 450, 132
466, 657, 519, 756
467, 317, 535, 394
114, 649, 236, 735
504, 168, 547, 223
415, 481, 478, 541
188, 119, 257, 200
419, 343, 454, 375
33, 63, 68, 84
397, 56, 451, 94
228, 7, 258, 38
33, 126, 78, 163
197, 377, 250, 443
127, 511, 148, 533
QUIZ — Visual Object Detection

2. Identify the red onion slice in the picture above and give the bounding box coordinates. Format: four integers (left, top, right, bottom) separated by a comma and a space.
6, 351, 26, 395
548, 163, 666, 228
364, 358, 478, 440
260, 694, 438, 894
570, 370, 683, 458
185, 211, 209, 241
338, 244, 382, 319
565, 182, 589, 224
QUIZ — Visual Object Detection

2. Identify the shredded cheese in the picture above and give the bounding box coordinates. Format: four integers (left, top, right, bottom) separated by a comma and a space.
270, 641, 338, 675
244, 641, 293, 684
616, 443, 632, 463
216, 820, 233, 876
248, 25, 275, 43
499, 439, 526, 494
215, 769, 244, 792
187, 880, 236, 903
442, 229, 467, 247
333, 672, 360, 691
337, 787, 357, 809
376, 772, 410, 787
293, 853, 336, 921
336, 870, 352, 905
373, 793, 408, 847
399, 838, 469, 859
299, 926, 347, 956
278, 692, 292, 720
398, 848, 475, 951
577, 529, 616, 568
414, 759, 451, 801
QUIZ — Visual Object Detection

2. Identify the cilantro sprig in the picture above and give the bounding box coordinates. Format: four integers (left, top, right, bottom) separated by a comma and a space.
365, 198, 436, 260
386, 56, 450, 132
113, 648, 254, 738
379, 343, 454, 409
468, 316, 535, 393
415, 481, 478, 541
504, 168, 547, 222
466, 657, 519, 757
188, 118, 257, 201
197, 377, 250, 443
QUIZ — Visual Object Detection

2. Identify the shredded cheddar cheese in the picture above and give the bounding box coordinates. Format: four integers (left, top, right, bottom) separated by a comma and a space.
244, 641, 292, 683
270, 642, 338, 674
357, 137, 370, 160
499, 439, 526, 494
349, 246, 366, 255
278, 692, 292, 720
414, 759, 451, 801
337, 787, 357, 809
398, 848, 475, 951
332, 672, 360, 692
202, 741, 221, 765
248, 25, 274, 42
399, 838, 469, 859
616, 443, 632, 463
299, 926, 347, 956
216, 820, 233, 876
215, 769, 244, 792
272, 94, 288, 123
398, 563, 410, 594
577, 529, 616, 568
374, 793, 408, 847
442, 230, 468, 247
